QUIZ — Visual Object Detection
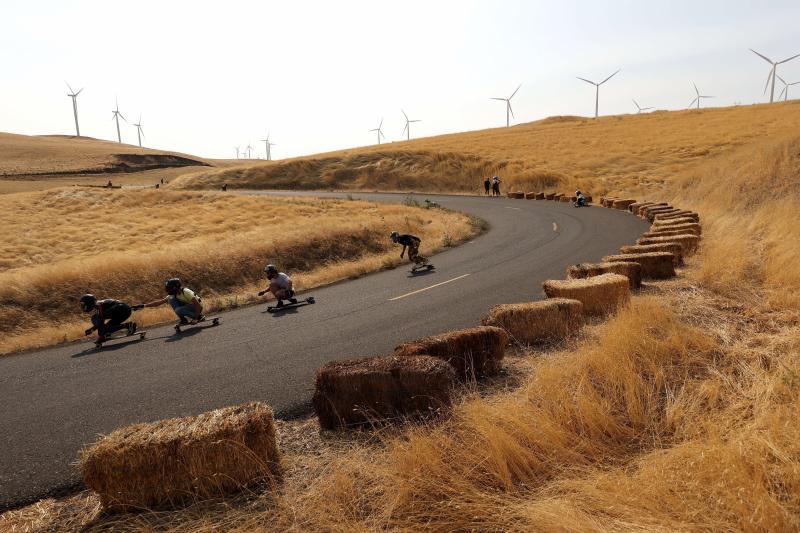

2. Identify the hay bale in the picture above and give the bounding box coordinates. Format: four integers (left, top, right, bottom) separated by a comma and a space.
80, 403, 280, 512
552, 193, 564, 201
641, 205, 674, 218
646, 208, 685, 222
545, 192, 556, 200
654, 211, 700, 222
542, 273, 630, 317
628, 201, 655, 214
649, 223, 702, 236
559, 195, 572, 202
600, 197, 618, 207
312, 355, 455, 430
584, 195, 593, 203
619, 243, 683, 265
524, 192, 537, 199
603, 252, 675, 279
481, 298, 584, 345
395, 326, 508, 380
652, 216, 699, 228
567, 261, 642, 289
612, 199, 637, 210
634, 202, 669, 216
535, 192, 545, 199
507, 191, 525, 199
637, 233, 700, 255
642, 228, 701, 239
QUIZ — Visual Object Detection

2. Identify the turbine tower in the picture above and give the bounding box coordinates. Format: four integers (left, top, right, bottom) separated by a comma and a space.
65, 82, 83, 136
132, 115, 144, 147
401, 110, 421, 141
246, 143, 254, 159
688, 83, 713, 109
577, 70, 619, 118
234, 146, 241, 159
632, 99, 653, 114
260, 133, 276, 160
111, 99, 126, 143
750, 49, 800, 103
490, 84, 521, 127
369, 119, 385, 145
777, 75, 800, 102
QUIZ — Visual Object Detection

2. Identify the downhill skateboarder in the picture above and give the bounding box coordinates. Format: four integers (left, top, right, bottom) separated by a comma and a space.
134, 278, 205, 325
80, 294, 137, 344
390, 231, 431, 271
258, 264, 298, 308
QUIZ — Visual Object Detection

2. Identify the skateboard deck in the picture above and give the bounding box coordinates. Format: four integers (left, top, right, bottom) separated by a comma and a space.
267, 297, 315, 313
94, 331, 147, 349
410, 264, 435, 274
174, 316, 221, 333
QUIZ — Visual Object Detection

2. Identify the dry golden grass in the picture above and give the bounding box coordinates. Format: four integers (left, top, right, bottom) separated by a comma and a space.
0, 188, 476, 354
173, 102, 800, 197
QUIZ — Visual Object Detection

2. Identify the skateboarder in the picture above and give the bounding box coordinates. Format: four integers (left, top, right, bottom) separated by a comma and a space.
80, 294, 137, 343
134, 278, 205, 324
258, 264, 298, 308
390, 231, 428, 268
575, 190, 586, 207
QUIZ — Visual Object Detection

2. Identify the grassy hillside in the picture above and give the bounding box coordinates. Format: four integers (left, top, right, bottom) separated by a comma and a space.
173, 101, 800, 197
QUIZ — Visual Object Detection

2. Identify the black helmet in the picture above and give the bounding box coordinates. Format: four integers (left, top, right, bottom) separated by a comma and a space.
264, 264, 278, 275
165, 278, 182, 294
79, 294, 97, 312
390, 231, 399, 241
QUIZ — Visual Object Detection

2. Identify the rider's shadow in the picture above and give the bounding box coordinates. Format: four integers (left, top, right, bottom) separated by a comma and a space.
262, 306, 300, 316
71, 339, 145, 358
165, 328, 205, 342
407, 269, 436, 278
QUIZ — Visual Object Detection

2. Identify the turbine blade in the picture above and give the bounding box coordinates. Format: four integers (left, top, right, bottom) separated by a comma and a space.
763, 67, 774, 94
410, 119, 421, 123
508, 102, 515, 119
379, 118, 383, 129
65, 81, 74, 93
693, 82, 699, 95
778, 52, 800, 64
777, 74, 787, 84
750, 49, 773, 64
632, 99, 639, 109
490, 97, 506, 101
76, 88, 83, 96
509, 83, 521, 99
402, 109, 408, 121
576, 77, 596, 85
688, 97, 698, 108
779, 86, 787, 99
600, 69, 620, 85
402, 123, 408, 135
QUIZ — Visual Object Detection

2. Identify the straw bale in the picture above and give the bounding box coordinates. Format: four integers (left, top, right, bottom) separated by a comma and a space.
652, 216, 699, 228
567, 261, 642, 289
642, 228, 700, 239
524, 192, 536, 199
654, 211, 700, 222
646, 208, 684, 222
395, 326, 508, 380
619, 243, 683, 265
603, 252, 675, 279
481, 298, 584, 345
628, 201, 655, 214
313, 355, 455, 430
544, 192, 556, 200
507, 191, 525, 199
80, 402, 280, 512
641, 205, 674, 218
534, 192, 545, 199
600, 197, 618, 207
648, 222, 702, 236
552, 193, 564, 201
637, 233, 700, 255
612, 199, 637, 210
559, 195, 572, 202
584, 195, 593, 203
542, 273, 630, 317
635, 202, 669, 216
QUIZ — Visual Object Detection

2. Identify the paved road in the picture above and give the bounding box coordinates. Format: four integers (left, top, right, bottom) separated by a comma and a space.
0, 192, 648, 510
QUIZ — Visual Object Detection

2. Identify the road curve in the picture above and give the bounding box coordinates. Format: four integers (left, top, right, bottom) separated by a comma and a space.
0, 192, 648, 510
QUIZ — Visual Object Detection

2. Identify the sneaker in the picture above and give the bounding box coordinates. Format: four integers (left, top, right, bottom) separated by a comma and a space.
289, 298, 298, 305
126, 322, 137, 336
179, 316, 190, 325
96, 335, 107, 343
195, 314, 206, 323
276, 300, 285, 308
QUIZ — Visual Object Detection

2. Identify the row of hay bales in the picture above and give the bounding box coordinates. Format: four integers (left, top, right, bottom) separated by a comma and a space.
79, 193, 702, 513
508, 191, 594, 203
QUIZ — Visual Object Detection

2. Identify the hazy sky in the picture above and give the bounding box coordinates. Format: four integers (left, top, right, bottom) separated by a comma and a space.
2, 0, 799, 159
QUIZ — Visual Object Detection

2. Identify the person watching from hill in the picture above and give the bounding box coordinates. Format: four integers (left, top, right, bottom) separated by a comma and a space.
491, 176, 501, 197
258, 264, 297, 308
390, 231, 428, 268
80, 294, 137, 343
134, 278, 204, 324
483, 177, 491, 195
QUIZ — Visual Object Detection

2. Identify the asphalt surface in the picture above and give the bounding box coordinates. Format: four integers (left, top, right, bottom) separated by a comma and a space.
0, 192, 648, 511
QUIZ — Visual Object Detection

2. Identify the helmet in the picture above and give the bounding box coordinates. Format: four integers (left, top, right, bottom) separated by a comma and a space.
575, 190, 582, 196
79, 294, 97, 312
264, 264, 278, 274
390, 231, 399, 242
165, 278, 182, 294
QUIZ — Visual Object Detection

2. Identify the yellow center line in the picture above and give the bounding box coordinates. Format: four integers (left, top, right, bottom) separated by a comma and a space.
388, 274, 471, 301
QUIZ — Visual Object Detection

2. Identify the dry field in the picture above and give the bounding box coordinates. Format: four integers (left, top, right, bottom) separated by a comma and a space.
0, 188, 476, 354
4, 106, 800, 531
173, 101, 800, 197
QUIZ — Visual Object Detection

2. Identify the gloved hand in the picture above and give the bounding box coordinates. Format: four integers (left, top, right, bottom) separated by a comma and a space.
84, 328, 93, 336
131, 304, 144, 311
257, 290, 267, 297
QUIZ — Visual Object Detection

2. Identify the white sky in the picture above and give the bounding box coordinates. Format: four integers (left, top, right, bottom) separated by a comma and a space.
1, 0, 799, 159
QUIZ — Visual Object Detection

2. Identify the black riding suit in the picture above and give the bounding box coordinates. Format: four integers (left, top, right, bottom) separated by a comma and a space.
91, 299, 131, 336
397, 234, 425, 265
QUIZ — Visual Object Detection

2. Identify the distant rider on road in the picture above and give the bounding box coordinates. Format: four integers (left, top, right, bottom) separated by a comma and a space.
391, 231, 428, 268
135, 278, 205, 324
258, 264, 298, 308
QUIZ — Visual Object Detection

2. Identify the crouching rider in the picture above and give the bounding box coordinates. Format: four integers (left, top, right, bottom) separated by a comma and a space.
80, 294, 137, 343
134, 278, 204, 324
258, 264, 297, 308
390, 231, 428, 267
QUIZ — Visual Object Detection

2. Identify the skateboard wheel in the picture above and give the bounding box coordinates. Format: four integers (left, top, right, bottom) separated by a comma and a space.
212, 318, 220, 325
308, 297, 315, 304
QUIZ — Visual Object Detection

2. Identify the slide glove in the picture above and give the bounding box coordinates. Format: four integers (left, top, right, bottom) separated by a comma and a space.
84, 328, 93, 336
131, 304, 145, 311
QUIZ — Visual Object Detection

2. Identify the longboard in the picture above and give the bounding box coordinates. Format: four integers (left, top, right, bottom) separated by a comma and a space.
410, 264, 435, 274
267, 297, 315, 313
94, 331, 147, 349
174, 316, 221, 333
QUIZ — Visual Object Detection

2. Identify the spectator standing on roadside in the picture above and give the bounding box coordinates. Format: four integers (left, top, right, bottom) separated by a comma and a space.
483, 177, 491, 195
491, 176, 501, 197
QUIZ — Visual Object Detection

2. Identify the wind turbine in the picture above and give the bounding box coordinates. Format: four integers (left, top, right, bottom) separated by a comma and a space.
688, 83, 713, 109
490, 84, 521, 127
632, 99, 653, 114
111, 99, 126, 143
65, 81, 83, 136
577, 70, 619, 118
132, 115, 144, 147
369, 119, 385, 145
246, 143, 254, 159
750, 49, 800, 103
234, 146, 241, 159
401, 110, 421, 141
777, 75, 800, 102
260, 133, 276, 160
